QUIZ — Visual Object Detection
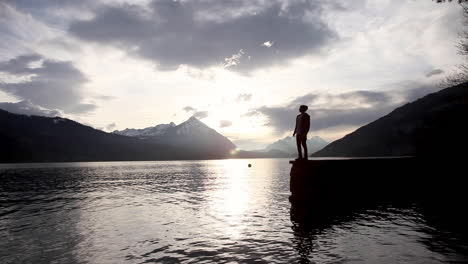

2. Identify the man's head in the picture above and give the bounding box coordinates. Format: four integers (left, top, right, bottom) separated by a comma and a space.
299, 105, 308, 113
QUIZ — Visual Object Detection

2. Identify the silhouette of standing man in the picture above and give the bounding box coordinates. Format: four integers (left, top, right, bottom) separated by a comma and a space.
293, 105, 310, 160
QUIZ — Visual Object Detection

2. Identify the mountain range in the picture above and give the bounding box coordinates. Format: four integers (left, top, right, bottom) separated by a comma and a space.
0, 112, 236, 162
0, 109, 164, 162
2, 82, 467, 162
115, 122, 329, 157
114, 116, 236, 158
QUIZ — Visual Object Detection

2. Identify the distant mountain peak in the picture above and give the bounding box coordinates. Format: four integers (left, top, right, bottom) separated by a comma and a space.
112, 115, 236, 155
185, 116, 206, 126
174, 116, 212, 135
188, 116, 199, 122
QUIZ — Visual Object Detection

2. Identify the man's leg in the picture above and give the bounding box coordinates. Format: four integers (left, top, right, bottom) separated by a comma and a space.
296, 135, 303, 159
301, 135, 308, 159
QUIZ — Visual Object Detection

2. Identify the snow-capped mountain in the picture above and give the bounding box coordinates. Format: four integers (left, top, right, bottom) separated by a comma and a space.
162, 116, 236, 154
265, 136, 329, 155
171, 116, 214, 136
114, 116, 236, 157
113, 122, 176, 137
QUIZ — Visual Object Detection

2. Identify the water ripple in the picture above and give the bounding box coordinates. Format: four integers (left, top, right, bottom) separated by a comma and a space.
1, 159, 467, 263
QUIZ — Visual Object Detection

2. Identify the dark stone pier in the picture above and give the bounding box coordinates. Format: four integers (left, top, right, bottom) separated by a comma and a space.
289, 157, 465, 204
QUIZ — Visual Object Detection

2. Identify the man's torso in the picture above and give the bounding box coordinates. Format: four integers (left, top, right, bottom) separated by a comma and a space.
296, 113, 309, 135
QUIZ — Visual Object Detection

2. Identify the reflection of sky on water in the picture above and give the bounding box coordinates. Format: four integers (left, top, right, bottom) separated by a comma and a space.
1, 159, 467, 263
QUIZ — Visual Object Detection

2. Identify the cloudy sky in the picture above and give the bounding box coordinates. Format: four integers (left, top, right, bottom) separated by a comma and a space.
0, 0, 465, 149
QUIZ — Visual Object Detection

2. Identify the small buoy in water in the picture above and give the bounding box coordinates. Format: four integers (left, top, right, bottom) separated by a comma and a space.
248, 164, 252, 167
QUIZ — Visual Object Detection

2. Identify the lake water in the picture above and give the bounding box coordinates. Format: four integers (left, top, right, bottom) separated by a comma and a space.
1, 159, 467, 263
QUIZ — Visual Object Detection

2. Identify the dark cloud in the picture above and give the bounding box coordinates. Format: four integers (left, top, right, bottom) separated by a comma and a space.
68, 103, 97, 113
425, 69, 444, 77
0, 100, 61, 117
289, 94, 319, 106
255, 86, 435, 135
288, 91, 392, 108
256, 105, 297, 133
400, 81, 440, 102
1, 0, 97, 23
2, 0, 93, 10
219, 120, 233, 127
335, 91, 393, 106
0, 54, 95, 114
309, 107, 396, 131
242, 110, 261, 117
183, 106, 196, 112
183, 106, 208, 119
95, 95, 115, 101
258, 104, 394, 134
0, 54, 43, 74
193, 111, 208, 119
236, 93, 252, 102
69, 0, 337, 72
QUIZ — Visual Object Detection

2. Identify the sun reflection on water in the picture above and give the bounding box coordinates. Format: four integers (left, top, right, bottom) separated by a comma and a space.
206, 159, 274, 239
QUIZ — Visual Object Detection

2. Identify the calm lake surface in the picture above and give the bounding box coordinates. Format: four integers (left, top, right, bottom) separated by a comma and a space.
1, 159, 467, 263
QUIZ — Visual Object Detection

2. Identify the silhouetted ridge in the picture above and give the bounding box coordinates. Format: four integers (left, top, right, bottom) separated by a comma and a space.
0, 110, 235, 162
313, 82, 468, 157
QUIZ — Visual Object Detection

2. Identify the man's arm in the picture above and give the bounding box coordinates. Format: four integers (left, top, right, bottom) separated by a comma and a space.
305, 114, 310, 133
293, 116, 297, 136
